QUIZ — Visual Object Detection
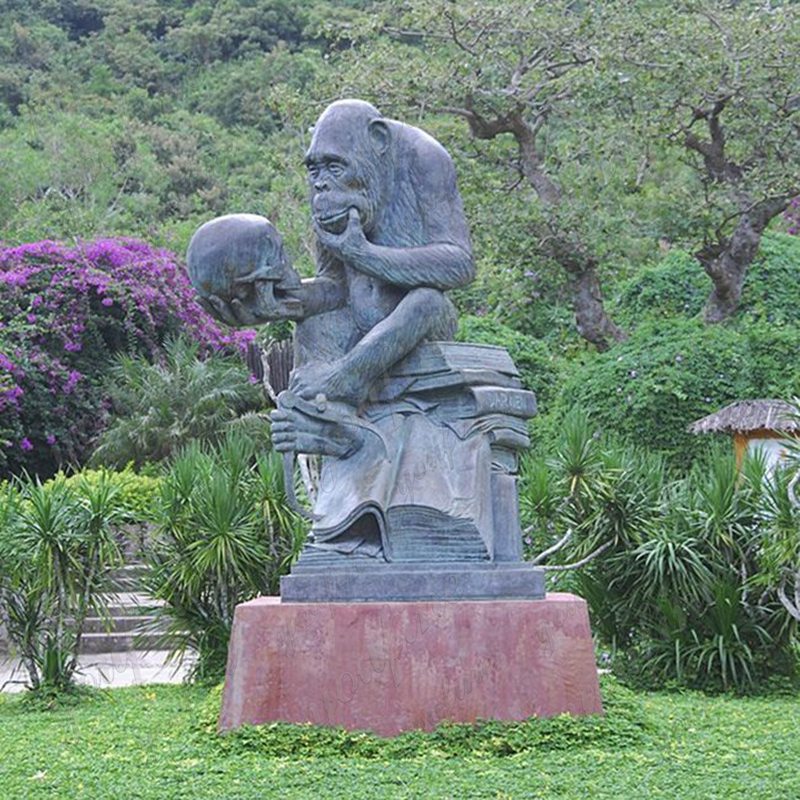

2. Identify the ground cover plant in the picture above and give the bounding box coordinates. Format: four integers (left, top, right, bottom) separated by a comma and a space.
0, 678, 799, 799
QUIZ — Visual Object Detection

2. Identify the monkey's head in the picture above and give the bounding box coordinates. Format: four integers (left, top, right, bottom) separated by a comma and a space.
305, 99, 391, 237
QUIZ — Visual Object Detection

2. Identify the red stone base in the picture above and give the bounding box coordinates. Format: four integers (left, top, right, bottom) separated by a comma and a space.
219, 594, 602, 736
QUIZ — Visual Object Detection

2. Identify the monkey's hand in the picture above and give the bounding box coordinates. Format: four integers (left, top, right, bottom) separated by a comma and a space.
200, 282, 304, 327
270, 406, 363, 458
313, 208, 369, 262
289, 359, 369, 407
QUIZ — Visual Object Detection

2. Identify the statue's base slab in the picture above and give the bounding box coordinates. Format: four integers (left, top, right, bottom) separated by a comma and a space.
280, 561, 545, 602
219, 594, 602, 736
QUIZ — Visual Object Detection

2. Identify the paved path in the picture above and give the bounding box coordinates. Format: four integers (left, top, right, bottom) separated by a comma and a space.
0, 650, 193, 693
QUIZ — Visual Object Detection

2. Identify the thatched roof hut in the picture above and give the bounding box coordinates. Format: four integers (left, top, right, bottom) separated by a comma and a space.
689, 399, 800, 435
689, 399, 799, 469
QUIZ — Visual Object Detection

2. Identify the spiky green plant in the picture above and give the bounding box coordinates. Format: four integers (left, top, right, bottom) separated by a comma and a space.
143, 432, 306, 682
0, 471, 123, 693
521, 410, 798, 692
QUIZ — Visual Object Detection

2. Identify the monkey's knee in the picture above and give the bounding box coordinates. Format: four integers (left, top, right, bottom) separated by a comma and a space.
406, 288, 457, 340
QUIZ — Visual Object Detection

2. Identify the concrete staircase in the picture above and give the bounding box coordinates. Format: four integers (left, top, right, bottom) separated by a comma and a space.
80, 593, 167, 655
78, 563, 168, 654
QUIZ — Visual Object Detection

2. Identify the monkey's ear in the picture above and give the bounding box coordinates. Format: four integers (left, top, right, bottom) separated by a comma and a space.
368, 119, 390, 155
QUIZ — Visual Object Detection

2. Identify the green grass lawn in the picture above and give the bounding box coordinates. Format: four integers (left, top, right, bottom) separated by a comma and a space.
1, 679, 798, 800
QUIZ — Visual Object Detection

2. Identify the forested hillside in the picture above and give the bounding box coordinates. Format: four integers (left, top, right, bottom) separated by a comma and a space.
1, 0, 799, 470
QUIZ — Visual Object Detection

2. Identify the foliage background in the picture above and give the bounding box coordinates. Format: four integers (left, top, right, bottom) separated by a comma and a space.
1, 0, 798, 693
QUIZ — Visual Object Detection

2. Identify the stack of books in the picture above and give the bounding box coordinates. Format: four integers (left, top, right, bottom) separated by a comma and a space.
380, 342, 537, 474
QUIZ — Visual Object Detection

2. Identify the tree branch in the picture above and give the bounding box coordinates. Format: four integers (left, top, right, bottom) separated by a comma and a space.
777, 573, 800, 622
542, 539, 614, 572
531, 527, 573, 565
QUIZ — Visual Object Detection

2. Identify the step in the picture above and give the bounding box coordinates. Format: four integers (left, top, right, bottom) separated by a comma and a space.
79, 631, 170, 655
109, 563, 149, 591
83, 615, 164, 634
99, 593, 165, 617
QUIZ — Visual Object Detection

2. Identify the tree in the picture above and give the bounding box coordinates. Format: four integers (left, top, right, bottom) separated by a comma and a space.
325, 0, 632, 349
619, 1, 800, 323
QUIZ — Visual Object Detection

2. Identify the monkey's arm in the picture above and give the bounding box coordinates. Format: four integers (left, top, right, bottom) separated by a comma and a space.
202, 276, 346, 327
352, 240, 474, 290
294, 276, 348, 316
314, 209, 474, 290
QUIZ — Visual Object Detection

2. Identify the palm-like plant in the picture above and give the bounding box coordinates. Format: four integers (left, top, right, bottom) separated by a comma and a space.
0, 472, 123, 693
144, 432, 306, 682
753, 424, 800, 625
91, 335, 266, 468
521, 409, 798, 692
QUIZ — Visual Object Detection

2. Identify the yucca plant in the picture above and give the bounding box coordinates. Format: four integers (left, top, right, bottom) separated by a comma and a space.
0, 471, 123, 693
144, 432, 306, 682
686, 578, 774, 692
523, 411, 798, 691
752, 464, 800, 627
528, 409, 665, 575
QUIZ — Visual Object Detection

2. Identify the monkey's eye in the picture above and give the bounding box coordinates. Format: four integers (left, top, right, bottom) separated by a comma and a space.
307, 165, 320, 179
328, 162, 345, 177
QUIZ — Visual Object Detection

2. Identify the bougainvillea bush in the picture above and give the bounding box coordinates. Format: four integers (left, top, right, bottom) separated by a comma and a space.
0, 238, 253, 478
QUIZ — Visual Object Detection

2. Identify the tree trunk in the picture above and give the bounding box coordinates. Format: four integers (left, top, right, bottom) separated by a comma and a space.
700, 226, 758, 324
511, 117, 626, 349
571, 262, 628, 350
700, 196, 791, 323
548, 236, 627, 350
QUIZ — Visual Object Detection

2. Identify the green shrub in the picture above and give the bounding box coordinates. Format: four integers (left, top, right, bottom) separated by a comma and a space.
614, 249, 707, 325
522, 415, 799, 692
614, 233, 800, 328
737, 233, 800, 326
0, 471, 124, 693
58, 466, 161, 523
144, 432, 306, 682
550, 318, 799, 466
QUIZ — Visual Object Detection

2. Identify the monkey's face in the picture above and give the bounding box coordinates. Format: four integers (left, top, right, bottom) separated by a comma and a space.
305, 114, 387, 238
306, 154, 379, 235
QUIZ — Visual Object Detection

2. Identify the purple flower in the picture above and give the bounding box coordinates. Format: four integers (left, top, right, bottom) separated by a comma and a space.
0, 271, 30, 287
20, 438, 33, 451
63, 370, 82, 394
46, 434, 57, 445
101, 297, 114, 307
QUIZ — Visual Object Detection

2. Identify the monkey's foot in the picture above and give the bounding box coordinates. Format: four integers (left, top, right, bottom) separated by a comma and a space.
271, 405, 364, 459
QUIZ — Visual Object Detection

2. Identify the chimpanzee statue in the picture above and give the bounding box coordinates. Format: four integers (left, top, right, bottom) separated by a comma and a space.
189, 99, 540, 598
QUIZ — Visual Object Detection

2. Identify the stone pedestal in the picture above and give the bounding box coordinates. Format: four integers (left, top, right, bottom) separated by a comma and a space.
219, 594, 602, 736
281, 561, 545, 602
